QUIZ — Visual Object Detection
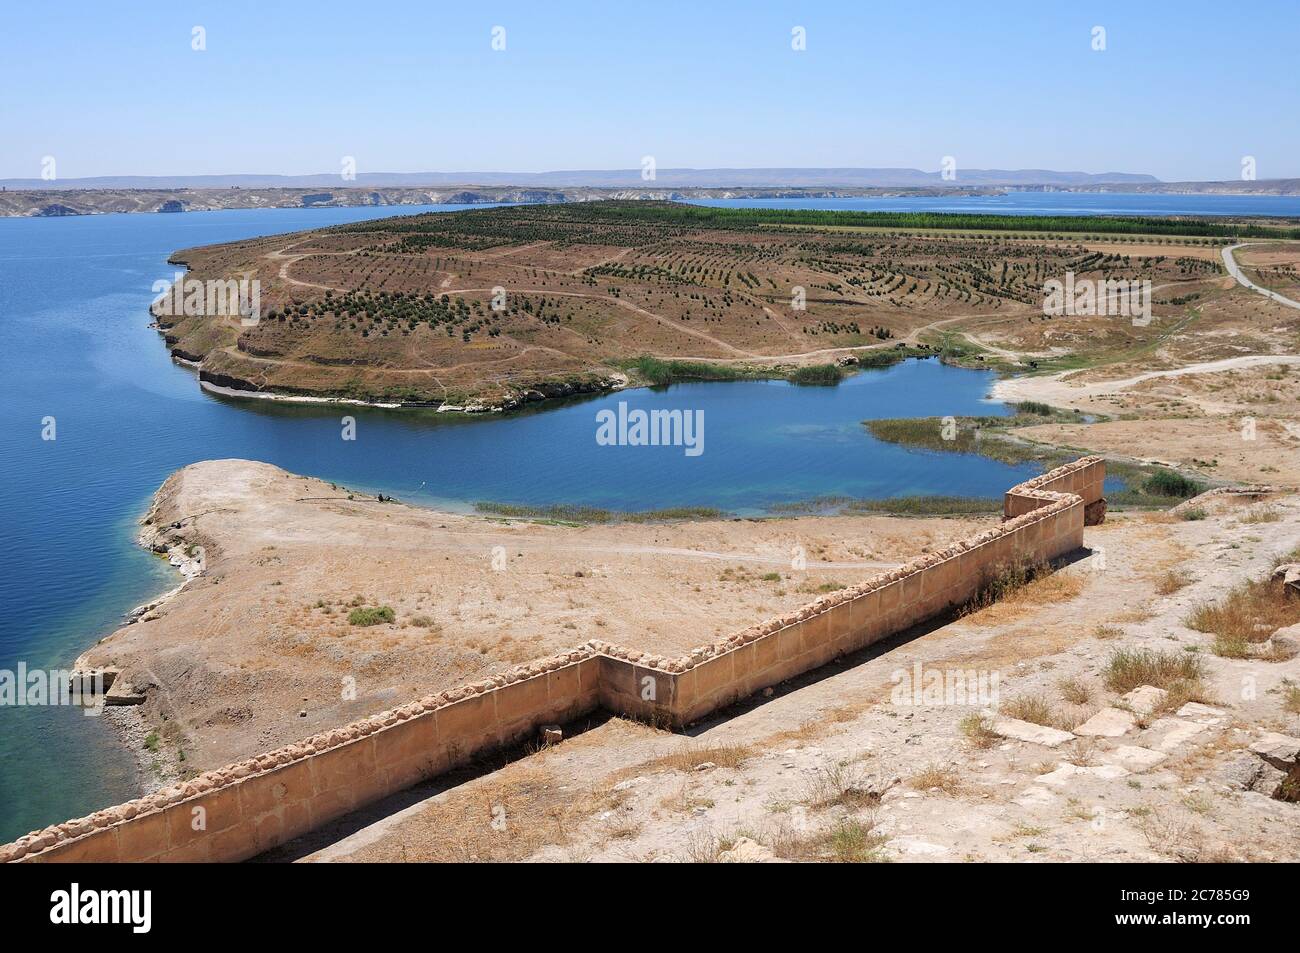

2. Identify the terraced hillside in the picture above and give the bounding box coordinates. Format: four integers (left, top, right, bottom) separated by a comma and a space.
156, 201, 1273, 408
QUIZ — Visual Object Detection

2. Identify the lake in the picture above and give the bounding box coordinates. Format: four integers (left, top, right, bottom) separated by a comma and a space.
0, 190, 1285, 841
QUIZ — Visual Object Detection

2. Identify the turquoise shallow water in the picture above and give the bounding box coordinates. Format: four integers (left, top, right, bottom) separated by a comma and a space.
0, 191, 1282, 841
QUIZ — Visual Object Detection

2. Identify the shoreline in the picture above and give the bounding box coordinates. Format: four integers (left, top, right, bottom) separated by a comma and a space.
71, 509, 204, 802
197, 378, 405, 409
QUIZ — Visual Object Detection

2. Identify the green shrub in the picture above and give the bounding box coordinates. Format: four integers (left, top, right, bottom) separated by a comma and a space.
626, 355, 740, 385
1144, 469, 1203, 499
475, 502, 724, 523
348, 605, 396, 626
788, 363, 842, 386
1016, 401, 1053, 416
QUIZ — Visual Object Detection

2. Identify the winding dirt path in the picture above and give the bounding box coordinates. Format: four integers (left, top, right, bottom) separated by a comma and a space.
1221, 243, 1300, 311
992, 353, 1300, 410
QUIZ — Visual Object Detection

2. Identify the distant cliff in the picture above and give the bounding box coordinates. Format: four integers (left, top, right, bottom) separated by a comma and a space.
0, 184, 1003, 217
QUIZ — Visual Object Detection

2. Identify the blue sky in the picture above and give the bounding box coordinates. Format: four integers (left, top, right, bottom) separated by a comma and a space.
3, 0, 1297, 181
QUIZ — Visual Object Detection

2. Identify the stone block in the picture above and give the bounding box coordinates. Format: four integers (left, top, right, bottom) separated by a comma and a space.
1074, 707, 1138, 738
1119, 685, 1166, 716
991, 715, 1074, 748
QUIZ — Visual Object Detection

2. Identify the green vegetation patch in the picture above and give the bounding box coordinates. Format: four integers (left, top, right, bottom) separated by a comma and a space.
621, 355, 854, 386
769, 494, 1001, 517
475, 502, 725, 524
1142, 468, 1204, 499
621, 356, 745, 385
462, 201, 1300, 239
788, 363, 843, 386
348, 605, 396, 626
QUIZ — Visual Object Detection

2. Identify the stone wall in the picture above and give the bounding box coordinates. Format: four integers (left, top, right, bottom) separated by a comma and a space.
1004, 454, 1106, 523
7, 652, 600, 863
3, 457, 1103, 864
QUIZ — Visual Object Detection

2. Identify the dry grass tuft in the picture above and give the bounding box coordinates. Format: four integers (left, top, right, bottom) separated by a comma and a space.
1058, 678, 1092, 706
1001, 694, 1059, 728
961, 561, 1085, 626
1154, 570, 1190, 595
682, 830, 724, 863
1103, 648, 1205, 694
650, 743, 751, 773
1135, 811, 1244, 863
1283, 680, 1300, 715
1158, 677, 1217, 713
775, 817, 889, 863
907, 762, 962, 795
1187, 576, 1300, 645
1067, 736, 1101, 767
347, 765, 590, 862
1240, 505, 1282, 525
959, 713, 1000, 749
801, 763, 886, 811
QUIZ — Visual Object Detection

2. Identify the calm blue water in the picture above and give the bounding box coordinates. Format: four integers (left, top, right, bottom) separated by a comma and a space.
689, 190, 1300, 218
0, 190, 1286, 841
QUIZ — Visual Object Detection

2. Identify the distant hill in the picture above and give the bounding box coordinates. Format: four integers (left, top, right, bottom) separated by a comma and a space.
0, 167, 1161, 190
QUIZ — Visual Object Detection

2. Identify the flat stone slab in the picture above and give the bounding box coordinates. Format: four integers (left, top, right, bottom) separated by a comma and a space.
1147, 717, 1210, 752
1104, 745, 1168, 771
1176, 702, 1226, 725
1035, 762, 1130, 787
1120, 685, 1167, 716
991, 716, 1074, 748
1074, 707, 1138, 738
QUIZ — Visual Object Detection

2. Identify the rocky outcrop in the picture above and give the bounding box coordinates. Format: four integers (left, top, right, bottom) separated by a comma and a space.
1273, 563, 1300, 596
1221, 732, 1300, 800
